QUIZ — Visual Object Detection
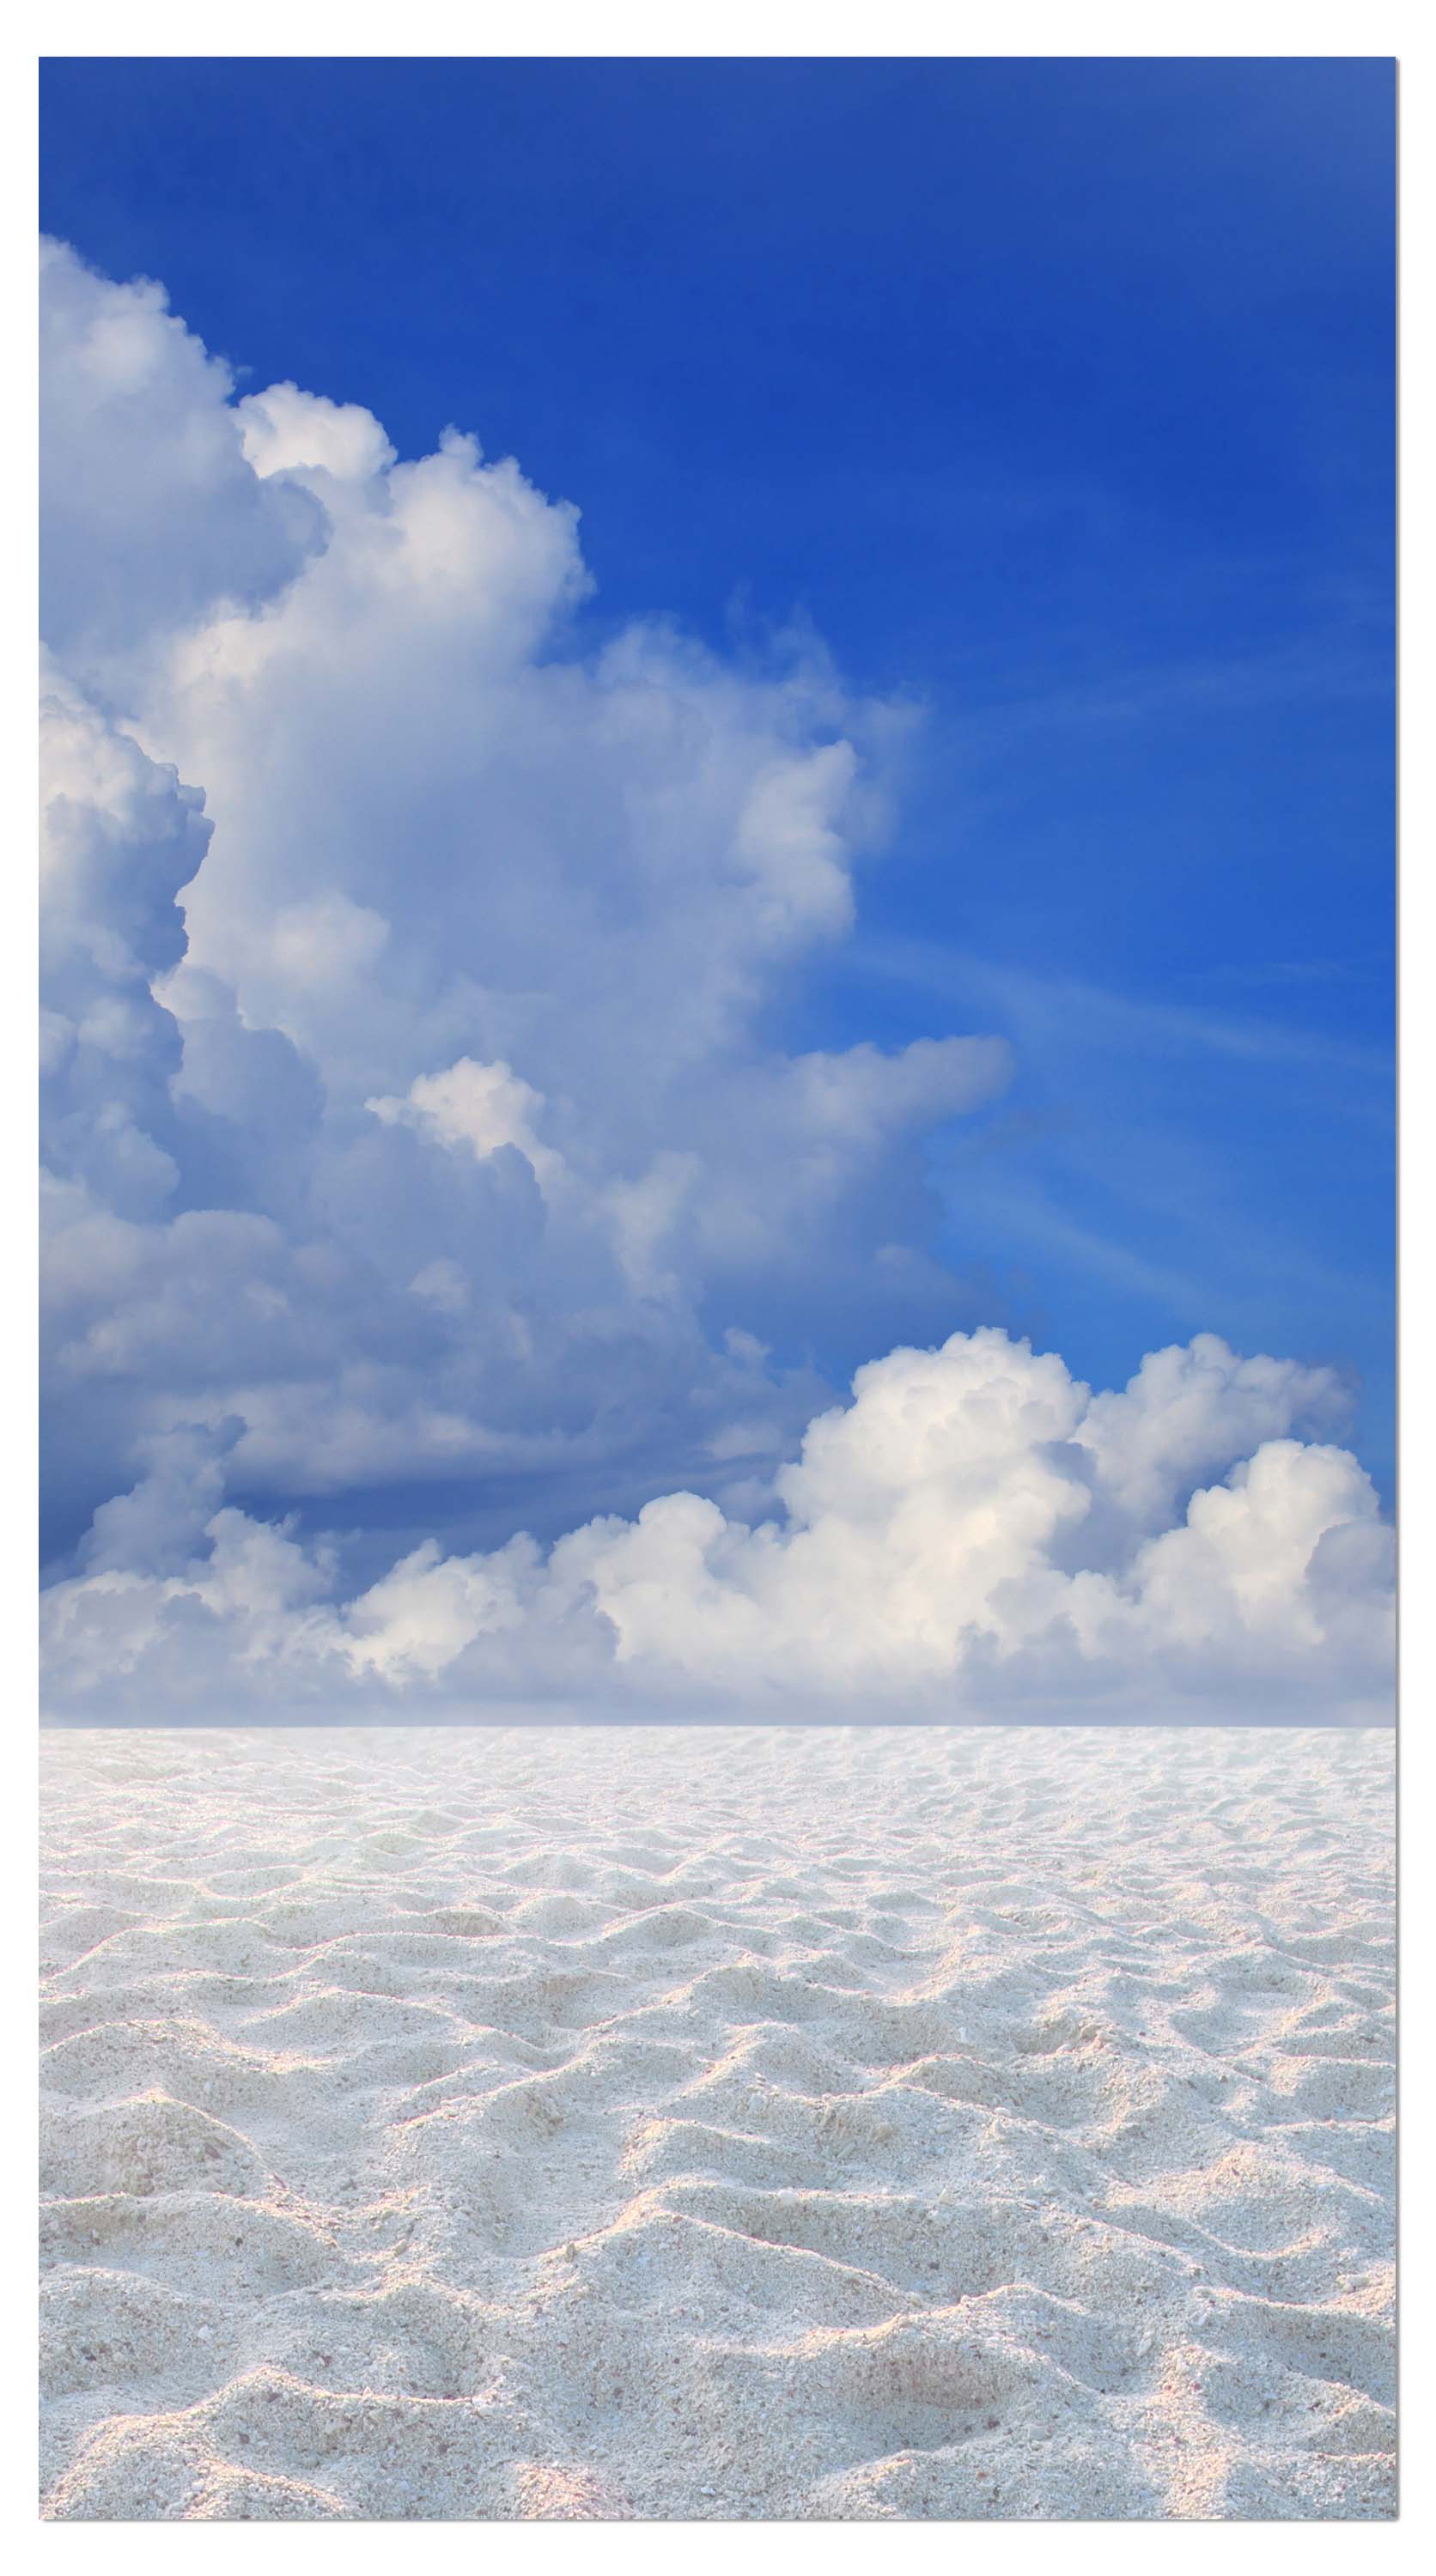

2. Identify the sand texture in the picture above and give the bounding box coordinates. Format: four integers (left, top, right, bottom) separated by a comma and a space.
40, 1724, 1394, 2521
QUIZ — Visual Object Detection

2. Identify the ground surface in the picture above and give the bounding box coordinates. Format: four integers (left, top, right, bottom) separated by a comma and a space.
40, 1724, 1395, 2519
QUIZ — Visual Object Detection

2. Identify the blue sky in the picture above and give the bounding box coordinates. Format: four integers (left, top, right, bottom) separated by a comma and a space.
41, 56, 1396, 1498
38, 60, 1396, 1722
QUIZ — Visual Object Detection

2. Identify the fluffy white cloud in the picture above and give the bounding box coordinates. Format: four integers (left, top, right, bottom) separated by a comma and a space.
40, 240, 319, 693
37, 239, 1392, 1728
367, 1059, 566, 1198
1073, 1332, 1347, 1528
40, 239, 1006, 1570
41, 1329, 1392, 1722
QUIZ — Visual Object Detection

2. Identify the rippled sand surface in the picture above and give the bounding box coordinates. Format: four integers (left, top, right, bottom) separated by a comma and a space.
40, 1724, 1394, 2520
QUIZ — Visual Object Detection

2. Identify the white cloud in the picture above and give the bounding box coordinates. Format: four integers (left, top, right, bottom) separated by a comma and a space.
36, 238, 1392, 1728
367, 1058, 565, 1196
784, 1036, 1011, 1143
1072, 1331, 1346, 1528
236, 380, 397, 488
40, 239, 994, 1566
41, 1329, 1392, 1723
40, 241, 319, 694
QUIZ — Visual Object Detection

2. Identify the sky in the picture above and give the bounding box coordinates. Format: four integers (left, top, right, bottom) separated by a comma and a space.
37, 58, 1396, 1722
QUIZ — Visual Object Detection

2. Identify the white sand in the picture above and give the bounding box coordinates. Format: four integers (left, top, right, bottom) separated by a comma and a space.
40, 1724, 1394, 2521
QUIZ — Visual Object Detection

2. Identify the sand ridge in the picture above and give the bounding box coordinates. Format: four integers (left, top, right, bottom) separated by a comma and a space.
40, 1724, 1394, 2519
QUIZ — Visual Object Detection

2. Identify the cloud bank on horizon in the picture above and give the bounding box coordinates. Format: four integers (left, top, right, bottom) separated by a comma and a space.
39, 238, 1395, 1723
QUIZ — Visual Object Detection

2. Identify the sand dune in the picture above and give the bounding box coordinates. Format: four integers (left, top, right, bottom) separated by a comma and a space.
40, 1724, 1394, 2520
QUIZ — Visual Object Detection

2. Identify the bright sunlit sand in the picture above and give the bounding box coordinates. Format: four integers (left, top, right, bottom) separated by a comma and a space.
40, 1723, 1393, 2521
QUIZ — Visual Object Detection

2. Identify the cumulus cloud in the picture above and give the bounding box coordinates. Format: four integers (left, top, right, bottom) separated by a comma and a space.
40, 1328, 1391, 1722
40, 237, 1003, 1571
40, 241, 319, 691
37, 236, 1392, 1727
367, 1059, 566, 1198
1072, 1333, 1348, 1529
